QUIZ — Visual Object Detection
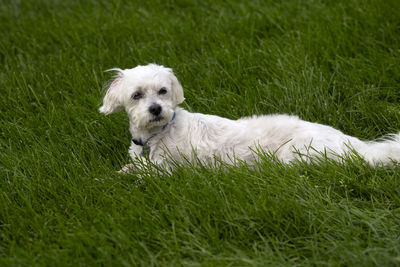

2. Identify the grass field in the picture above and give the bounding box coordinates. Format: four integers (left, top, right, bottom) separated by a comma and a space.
1, 0, 400, 265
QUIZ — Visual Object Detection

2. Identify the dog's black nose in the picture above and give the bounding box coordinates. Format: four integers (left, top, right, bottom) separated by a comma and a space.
149, 104, 162, 116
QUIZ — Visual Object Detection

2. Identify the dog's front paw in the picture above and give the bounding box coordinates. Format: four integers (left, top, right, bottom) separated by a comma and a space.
118, 164, 136, 174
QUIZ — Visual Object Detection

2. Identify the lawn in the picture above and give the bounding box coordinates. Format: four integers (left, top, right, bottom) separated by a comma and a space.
1, 0, 400, 265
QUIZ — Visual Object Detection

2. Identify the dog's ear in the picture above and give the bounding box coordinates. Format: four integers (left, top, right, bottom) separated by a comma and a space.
168, 69, 185, 104
99, 71, 124, 115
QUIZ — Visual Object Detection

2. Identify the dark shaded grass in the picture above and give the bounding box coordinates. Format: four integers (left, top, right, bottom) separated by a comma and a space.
1, 0, 400, 265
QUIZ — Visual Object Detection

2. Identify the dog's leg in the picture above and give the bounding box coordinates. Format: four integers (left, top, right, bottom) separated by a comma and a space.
118, 164, 137, 174
117, 142, 145, 174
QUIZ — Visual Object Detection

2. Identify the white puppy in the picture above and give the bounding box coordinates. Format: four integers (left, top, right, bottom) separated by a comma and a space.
100, 64, 400, 171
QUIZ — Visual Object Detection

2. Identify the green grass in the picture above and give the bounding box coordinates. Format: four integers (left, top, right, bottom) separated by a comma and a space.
1, 0, 400, 265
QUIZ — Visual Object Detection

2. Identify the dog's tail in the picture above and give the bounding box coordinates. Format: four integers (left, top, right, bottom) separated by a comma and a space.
353, 133, 400, 166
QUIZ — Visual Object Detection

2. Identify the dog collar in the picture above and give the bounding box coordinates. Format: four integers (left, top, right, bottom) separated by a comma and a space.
132, 112, 176, 156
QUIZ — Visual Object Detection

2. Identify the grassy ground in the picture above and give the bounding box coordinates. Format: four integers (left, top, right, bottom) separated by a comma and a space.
1, 0, 400, 265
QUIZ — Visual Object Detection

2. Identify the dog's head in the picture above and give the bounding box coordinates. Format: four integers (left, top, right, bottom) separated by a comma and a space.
99, 64, 184, 129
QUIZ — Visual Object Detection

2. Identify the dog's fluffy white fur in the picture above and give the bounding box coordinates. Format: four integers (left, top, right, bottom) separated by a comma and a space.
100, 64, 400, 171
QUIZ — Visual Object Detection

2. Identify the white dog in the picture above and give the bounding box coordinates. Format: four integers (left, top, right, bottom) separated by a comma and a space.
99, 64, 400, 172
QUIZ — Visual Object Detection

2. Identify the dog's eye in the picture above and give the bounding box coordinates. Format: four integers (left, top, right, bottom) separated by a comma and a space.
158, 87, 167, 95
132, 92, 143, 100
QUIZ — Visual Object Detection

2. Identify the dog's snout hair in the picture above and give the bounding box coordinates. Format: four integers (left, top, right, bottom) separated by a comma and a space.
149, 103, 162, 116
